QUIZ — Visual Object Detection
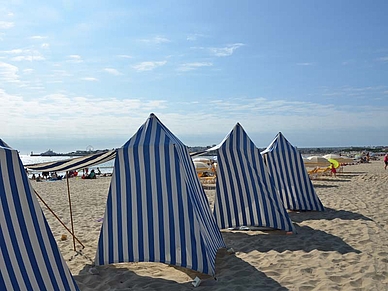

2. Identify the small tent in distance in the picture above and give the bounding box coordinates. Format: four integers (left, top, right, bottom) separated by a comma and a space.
0, 145, 79, 291
95, 113, 225, 276
261, 132, 324, 211
211, 123, 294, 232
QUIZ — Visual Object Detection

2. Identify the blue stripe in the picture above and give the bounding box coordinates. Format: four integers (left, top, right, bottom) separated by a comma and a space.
115, 153, 123, 262
123, 149, 134, 261
143, 123, 155, 262
133, 143, 144, 261
164, 143, 176, 265
175, 152, 187, 267
154, 129, 166, 263
187, 191, 198, 271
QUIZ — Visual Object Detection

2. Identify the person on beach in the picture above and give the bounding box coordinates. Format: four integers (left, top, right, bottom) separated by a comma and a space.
384, 154, 388, 170
330, 162, 337, 177
84, 169, 96, 179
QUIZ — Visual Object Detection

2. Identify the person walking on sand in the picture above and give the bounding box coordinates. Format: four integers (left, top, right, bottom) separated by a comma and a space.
384, 154, 388, 170
330, 162, 337, 177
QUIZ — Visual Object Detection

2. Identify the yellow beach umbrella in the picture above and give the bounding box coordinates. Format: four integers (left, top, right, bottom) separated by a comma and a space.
327, 158, 340, 169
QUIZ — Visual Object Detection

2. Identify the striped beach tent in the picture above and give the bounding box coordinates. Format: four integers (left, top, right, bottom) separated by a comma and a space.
211, 124, 294, 232
261, 132, 324, 211
0, 145, 79, 291
0, 139, 10, 148
95, 113, 225, 275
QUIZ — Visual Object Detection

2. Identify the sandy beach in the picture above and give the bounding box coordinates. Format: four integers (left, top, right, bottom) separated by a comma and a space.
30, 159, 388, 291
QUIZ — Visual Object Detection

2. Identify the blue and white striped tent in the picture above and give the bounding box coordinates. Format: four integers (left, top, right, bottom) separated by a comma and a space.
211, 124, 294, 232
261, 132, 324, 211
0, 145, 79, 291
0, 139, 10, 148
95, 113, 225, 275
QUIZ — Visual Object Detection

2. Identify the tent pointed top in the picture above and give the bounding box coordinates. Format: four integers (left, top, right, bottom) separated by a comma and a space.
123, 113, 183, 149
207, 123, 249, 152
0, 138, 11, 149
261, 132, 293, 154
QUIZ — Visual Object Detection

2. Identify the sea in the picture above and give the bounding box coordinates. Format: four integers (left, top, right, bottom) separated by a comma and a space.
20, 155, 115, 177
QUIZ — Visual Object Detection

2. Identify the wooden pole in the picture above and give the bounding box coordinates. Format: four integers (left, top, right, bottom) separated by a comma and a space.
66, 172, 76, 251
34, 189, 84, 248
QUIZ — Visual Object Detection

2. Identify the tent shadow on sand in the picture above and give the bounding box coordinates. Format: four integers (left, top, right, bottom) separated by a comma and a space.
74, 249, 289, 291
221, 225, 361, 254
288, 207, 373, 223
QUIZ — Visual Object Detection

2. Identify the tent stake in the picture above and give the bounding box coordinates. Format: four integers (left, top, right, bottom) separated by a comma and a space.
66, 172, 76, 251
34, 189, 84, 248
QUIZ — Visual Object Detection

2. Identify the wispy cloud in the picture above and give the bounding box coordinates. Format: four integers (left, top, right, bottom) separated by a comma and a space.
0, 21, 14, 29
0, 62, 20, 83
377, 56, 388, 62
117, 54, 133, 59
186, 33, 206, 41
296, 62, 313, 66
138, 36, 170, 44
177, 62, 213, 72
67, 55, 83, 63
209, 43, 244, 57
1, 48, 45, 61
11, 54, 45, 61
132, 61, 167, 71
29, 36, 48, 40
22, 68, 34, 74
80, 77, 98, 81
103, 68, 122, 75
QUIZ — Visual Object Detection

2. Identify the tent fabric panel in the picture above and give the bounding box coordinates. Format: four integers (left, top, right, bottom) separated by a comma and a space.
213, 124, 294, 232
25, 150, 117, 173
262, 133, 324, 211
0, 147, 79, 291
95, 114, 225, 275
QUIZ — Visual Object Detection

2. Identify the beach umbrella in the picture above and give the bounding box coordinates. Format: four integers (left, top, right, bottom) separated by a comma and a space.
194, 161, 214, 174
323, 154, 353, 164
327, 158, 340, 169
304, 156, 331, 167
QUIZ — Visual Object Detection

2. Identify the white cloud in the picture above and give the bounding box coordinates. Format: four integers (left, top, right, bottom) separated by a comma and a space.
0, 89, 168, 141
23, 68, 34, 74
377, 56, 388, 62
296, 62, 313, 66
30, 36, 48, 40
11, 55, 45, 61
103, 68, 122, 75
0, 21, 14, 29
2, 49, 23, 54
2, 48, 46, 61
132, 61, 167, 71
138, 36, 170, 44
209, 43, 244, 57
80, 77, 98, 81
177, 62, 213, 72
0, 62, 20, 83
41, 43, 50, 49
186, 33, 206, 41
67, 55, 83, 63
117, 54, 133, 59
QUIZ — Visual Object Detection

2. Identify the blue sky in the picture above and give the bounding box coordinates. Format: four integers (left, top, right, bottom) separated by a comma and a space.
1, 0, 388, 154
